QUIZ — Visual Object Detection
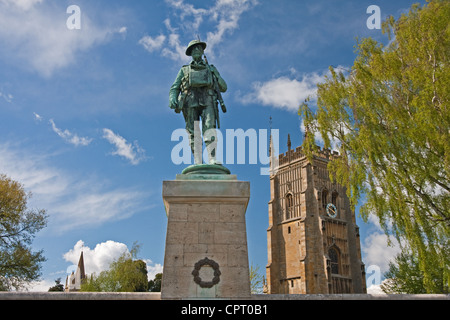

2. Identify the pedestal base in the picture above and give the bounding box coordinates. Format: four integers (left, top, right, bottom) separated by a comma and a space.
161, 174, 251, 299
181, 163, 231, 175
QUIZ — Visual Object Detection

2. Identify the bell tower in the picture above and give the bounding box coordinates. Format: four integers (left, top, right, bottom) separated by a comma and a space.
266, 137, 366, 294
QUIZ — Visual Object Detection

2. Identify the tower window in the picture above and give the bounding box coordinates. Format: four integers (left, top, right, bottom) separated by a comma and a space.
322, 189, 328, 209
328, 247, 339, 274
285, 193, 293, 220
332, 192, 338, 206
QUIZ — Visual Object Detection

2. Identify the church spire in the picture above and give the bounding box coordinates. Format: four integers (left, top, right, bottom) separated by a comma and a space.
77, 251, 86, 280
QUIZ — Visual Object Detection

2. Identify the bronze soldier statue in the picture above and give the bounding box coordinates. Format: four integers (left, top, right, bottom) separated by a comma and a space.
169, 40, 227, 165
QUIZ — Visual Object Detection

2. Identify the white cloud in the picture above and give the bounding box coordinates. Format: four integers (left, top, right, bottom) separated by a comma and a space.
240, 71, 324, 111
367, 283, 387, 295
26, 278, 55, 292
0, 143, 151, 232
140, 0, 258, 61
0, 1, 123, 77
144, 259, 164, 280
26, 240, 162, 291
63, 240, 163, 280
33, 112, 43, 122
0, 143, 70, 199
0, 0, 43, 11
361, 214, 401, 273
0, 90, 13, 103
52, 187, 149, 231
165, 0, 207, 31
50, 119, 92, 147
160, 23, 186, 61
362, 230, 401, 274
102, 128, 147, 165
63, 240, 130, 276
139, 34, 166, 52
205, 0, 258, 54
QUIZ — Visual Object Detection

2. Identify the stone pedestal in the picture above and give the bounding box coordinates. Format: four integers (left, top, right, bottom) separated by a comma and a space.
161, 168, 251, 299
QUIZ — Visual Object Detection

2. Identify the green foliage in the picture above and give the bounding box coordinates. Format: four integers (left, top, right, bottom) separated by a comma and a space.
249, 263, 265, 294
0, 174, 48, 291
148, 273, 162, 292
382, 247, 449, 294
81, 243, 148, 292
48, 278, 65, 292
299, 0, 449, 293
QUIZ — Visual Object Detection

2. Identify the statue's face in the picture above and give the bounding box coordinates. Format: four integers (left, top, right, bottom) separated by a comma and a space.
191, 44, 204, 60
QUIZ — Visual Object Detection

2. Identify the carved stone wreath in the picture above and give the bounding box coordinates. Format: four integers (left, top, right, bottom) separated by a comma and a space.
192, 257, 221, 288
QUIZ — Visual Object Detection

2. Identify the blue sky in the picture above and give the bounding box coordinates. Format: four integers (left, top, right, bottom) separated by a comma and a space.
0, 0, 425, 292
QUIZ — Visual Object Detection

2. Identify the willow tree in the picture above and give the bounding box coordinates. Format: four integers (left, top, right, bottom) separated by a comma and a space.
299, 0, 449, 293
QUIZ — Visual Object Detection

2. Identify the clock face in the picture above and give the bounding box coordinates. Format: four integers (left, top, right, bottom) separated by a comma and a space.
326, 203, 337, 218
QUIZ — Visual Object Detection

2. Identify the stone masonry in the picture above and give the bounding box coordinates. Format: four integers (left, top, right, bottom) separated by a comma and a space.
161, 175, 251, 299
266, 140, 366, 294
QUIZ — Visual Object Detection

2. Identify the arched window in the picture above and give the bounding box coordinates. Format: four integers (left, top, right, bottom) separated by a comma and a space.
285, 193, 293, 220
328, 247, 339, 274
332, 191, 338, 206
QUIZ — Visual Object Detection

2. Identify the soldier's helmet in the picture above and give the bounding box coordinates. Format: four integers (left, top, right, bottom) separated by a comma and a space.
185, 40, 207, 56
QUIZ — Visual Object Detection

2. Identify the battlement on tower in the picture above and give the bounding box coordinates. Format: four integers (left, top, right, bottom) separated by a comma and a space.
277, 144, 340, 167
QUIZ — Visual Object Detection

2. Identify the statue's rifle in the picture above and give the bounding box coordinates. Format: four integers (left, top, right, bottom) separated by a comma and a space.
203, 54, 227, 114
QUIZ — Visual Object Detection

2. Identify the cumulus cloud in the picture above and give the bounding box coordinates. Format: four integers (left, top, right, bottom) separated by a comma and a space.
102, 128, 147, 165
145, 259, 164, 280
0, 0, 124, 77
27, 239, 162, 291
63, 240, 129, 276
50, 119, 92, 147
362, 232, 401, 273
63, 240, 163, 280
240, 71, 325, 112
367, 283, 387, 294
362, 213, 402, 275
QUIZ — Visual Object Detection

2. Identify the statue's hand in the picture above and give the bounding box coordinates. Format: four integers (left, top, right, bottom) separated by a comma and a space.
169, 97, 178, 110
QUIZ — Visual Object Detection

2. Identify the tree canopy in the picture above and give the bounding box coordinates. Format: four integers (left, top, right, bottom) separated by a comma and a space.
148, 273, 162, 292
0, 174, 48, 291
48, 278, 65, 292
299, 0, 449, 293
381, 247, 448, 294
81, 243, 148, 292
